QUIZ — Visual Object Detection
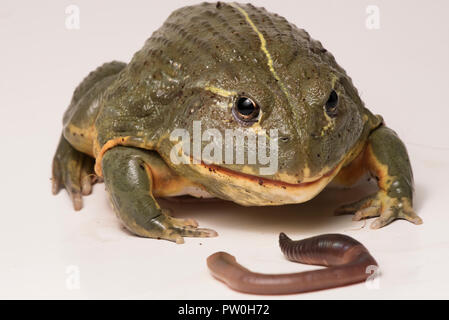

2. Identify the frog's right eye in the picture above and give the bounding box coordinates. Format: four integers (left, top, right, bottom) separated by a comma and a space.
232, 96, 260, 124
324, 90, 338, 117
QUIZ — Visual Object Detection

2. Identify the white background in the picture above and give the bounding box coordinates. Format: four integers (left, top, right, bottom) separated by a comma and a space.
0, 0, 448, 299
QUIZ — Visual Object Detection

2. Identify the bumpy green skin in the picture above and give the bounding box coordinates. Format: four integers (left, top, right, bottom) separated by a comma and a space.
53, 2, 421, 242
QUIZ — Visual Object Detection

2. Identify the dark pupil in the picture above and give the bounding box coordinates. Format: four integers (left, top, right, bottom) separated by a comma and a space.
237, 97, 255, 115
326, 90, 338, 111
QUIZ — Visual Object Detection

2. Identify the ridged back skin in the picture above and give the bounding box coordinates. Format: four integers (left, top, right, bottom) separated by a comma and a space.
130, 2, 338, 87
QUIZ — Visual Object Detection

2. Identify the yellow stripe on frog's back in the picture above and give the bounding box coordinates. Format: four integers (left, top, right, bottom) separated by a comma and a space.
230, 3, 291, 103
205, 86, 236, 97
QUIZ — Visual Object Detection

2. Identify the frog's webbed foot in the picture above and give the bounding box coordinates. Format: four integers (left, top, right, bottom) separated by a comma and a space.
52, 135, 100, 210
335, 191, 423, 229
149, 213, 218, 244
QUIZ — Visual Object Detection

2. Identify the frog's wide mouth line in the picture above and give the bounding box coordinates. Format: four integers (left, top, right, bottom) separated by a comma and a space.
198, 161, 341, 189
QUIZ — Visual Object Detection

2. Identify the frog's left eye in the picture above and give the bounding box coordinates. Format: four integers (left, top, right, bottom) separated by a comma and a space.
325, 90, 338, 117
232, 96, 260, 124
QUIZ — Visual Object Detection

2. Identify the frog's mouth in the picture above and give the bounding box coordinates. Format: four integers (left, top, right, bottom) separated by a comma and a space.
198, 161, 342, 189
183, 156, 349, 206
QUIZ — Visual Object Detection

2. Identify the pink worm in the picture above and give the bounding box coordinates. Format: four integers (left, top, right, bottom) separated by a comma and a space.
207, 233, 378, 295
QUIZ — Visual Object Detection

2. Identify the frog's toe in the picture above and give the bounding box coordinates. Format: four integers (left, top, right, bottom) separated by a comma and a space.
52, 136, 99, 211
80, 158, 100, 196
336, 191, 422, 229
53, 164, 84, 211
156, 215, 218, 244
52, 155, 83, 211
170, 217, 199, 228
334, 194, 378, 216
168, 216, 218, 238
166, 227, 218, 244
353, 206, 380, 221
175, 225, 218, 238
371, 206, 423, 229
399, 209, 423, 225
51, 158, 63, 195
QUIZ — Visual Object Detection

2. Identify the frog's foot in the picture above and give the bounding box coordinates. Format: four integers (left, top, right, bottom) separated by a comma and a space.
335, 191, 423, 229
148, 213, 218, 244
52, 135, 100, 210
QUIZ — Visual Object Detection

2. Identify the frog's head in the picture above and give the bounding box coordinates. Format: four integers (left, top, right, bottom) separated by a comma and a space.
157, 2, 369, 204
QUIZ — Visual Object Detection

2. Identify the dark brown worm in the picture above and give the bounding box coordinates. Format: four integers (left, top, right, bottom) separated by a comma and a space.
207, 233, 378, 295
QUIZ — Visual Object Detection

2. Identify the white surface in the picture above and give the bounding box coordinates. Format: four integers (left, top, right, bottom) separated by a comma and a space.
0, 0, 448, 299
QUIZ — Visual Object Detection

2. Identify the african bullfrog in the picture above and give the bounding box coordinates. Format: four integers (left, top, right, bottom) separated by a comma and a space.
52, 2, 422, 243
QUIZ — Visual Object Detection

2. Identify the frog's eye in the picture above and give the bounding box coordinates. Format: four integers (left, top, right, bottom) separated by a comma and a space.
232, 96, 260, 124
325, 90, 338, 117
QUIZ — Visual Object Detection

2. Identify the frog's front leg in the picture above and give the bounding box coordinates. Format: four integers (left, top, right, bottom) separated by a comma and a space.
102, 146, 218, 243
336, 126, 423, 229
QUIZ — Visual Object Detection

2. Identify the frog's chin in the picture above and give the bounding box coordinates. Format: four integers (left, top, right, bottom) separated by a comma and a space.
194, 160, 345, 206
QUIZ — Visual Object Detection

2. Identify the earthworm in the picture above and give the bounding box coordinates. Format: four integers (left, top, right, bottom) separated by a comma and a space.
207, 233, 378, 295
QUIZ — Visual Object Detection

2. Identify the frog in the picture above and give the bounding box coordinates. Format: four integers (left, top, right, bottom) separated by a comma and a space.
52, 2, 422, 244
